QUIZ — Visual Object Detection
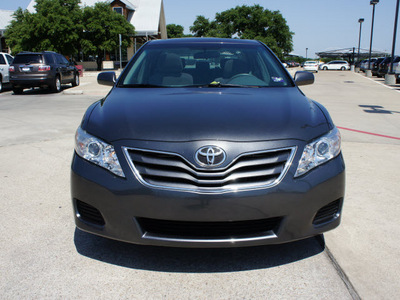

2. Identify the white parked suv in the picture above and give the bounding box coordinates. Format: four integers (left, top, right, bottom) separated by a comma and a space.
0, 52, 14, 92
320, 60, 350, 71
303, 61, 319, 72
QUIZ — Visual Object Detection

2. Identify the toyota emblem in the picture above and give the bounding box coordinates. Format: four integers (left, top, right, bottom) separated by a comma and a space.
195, 146, 226, 167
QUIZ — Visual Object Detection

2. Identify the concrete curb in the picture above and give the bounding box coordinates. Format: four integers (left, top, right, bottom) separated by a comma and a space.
63, 89, 84, 95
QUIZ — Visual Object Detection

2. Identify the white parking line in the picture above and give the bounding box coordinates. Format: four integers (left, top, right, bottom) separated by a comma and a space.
354, 72, 400, 93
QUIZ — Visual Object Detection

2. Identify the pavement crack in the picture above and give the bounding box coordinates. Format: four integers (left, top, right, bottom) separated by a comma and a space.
324, 245, 361, 300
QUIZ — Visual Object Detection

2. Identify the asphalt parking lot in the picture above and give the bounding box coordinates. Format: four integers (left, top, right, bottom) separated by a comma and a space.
0, 70, 399, 299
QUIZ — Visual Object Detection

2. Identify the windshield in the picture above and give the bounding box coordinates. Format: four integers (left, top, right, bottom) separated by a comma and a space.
118, 43, 293, 88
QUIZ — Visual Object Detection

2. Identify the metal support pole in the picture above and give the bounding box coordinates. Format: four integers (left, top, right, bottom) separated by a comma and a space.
357, 20, 363, 63
389, 0, 400, 74
119, 34, 122, 71
368, 4, 377, 70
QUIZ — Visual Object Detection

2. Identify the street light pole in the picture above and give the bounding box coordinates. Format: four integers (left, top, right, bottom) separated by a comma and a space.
389, 0, 400, 74
367, 0, 379, 77
306, 48, 308, 60
385, 0, 400, 85
357, 18, 364, 65
119, 34, 122, 71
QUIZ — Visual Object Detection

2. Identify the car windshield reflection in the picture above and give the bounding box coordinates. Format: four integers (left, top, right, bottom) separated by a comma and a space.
118, 44, 292, 88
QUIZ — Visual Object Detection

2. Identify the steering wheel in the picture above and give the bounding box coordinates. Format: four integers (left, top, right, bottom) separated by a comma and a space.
228, 73, 253, 82
226, 73, 267, 86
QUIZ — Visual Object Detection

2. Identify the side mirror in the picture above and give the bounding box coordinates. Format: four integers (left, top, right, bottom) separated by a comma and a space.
98, 71, 116, 86
294, 71, 314, 86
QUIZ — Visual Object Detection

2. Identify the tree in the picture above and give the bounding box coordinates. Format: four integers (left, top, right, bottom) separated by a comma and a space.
190, 16, 214, 38
6, 0, 83, 56
5, 0, 135, 69
81, 2, 135, 70
167, 24, 184, 38
190, 5, 293, 59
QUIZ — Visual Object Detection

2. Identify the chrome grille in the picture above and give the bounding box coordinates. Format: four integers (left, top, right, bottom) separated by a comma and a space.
124, 147, 296, 193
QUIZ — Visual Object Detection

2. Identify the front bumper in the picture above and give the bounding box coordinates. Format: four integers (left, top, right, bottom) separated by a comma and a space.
303, 67, 318, 72
71, 140, 345, 248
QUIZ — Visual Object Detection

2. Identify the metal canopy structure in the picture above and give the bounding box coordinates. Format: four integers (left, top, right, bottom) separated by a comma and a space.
316, 48, 389, 63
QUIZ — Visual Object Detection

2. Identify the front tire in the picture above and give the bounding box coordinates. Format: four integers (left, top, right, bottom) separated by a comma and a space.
13, 87, 23, 95
323, 66, 327, 70
0, 78, 3, 93
72, 73, 80, 87
340, 67, 346, 71
51, 75, 61, 93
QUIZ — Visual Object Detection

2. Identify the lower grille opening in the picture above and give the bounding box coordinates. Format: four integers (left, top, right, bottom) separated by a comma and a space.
137, 217, 282, 239
313, 199, 342, 226
76, 200, 105, 226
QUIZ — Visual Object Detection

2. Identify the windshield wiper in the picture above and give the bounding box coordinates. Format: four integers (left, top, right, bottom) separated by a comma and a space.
188, 81, 260, 88
119, 83, 261, 88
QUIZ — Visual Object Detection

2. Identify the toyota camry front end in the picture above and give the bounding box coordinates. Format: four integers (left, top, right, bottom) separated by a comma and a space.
71, 38, 345, 247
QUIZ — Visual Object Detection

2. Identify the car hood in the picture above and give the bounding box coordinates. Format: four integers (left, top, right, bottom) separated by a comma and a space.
84, 87, 330, 142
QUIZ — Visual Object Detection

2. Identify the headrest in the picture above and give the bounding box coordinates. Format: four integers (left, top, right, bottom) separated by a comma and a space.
160, 53, 183, 74
223, 59, 250, 78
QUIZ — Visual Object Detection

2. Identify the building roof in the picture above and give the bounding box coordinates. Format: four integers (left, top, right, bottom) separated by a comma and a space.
0, 10, 14, 32
26, 0, 166, 38
120, 0, 137, 11
130, 0, 166, 37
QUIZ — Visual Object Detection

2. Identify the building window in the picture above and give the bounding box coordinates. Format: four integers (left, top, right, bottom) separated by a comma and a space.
113, 7, 123, 15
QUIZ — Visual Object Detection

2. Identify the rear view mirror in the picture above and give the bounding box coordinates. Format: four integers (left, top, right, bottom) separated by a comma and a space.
98, 71, 116, 86
294, 71, 314, 86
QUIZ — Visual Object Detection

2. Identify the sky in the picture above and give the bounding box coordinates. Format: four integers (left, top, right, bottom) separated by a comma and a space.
2, 0, 399, 57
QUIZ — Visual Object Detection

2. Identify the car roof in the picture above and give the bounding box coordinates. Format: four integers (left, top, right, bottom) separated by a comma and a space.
146, 38, 262, 46
16, 51, 58, 55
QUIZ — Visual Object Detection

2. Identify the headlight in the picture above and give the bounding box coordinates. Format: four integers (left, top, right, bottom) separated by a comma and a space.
74, 127, 125, 177
295, 127, 341, 177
